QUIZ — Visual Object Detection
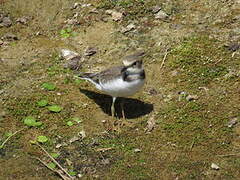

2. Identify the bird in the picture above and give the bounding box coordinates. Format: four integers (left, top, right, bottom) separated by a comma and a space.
78, 51, 145, 120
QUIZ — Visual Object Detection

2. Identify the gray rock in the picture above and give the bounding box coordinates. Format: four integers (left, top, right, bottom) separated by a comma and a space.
61, 49, 82, 70
211, 163, 220, 170
121, 23, 136, 33
155, 10, 168, 20
134, 148, 141, 153
16, 16, 29, 25
152, 5, 161, 13
2, 33, 18, 40
186, 95, 198, 101
84, 47, 97, 56
227, 117, 238, 128
0, 16, 12, 27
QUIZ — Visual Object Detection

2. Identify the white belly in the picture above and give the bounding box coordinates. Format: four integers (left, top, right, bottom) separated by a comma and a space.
99, 78, 145, 97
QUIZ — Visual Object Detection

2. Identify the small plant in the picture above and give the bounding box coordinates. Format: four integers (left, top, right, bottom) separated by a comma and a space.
47, 162, 56, 169
50, 153, 60, 158
41, 82, 56, 91
23, 116, 43, 127
60, 28, 77, 38
37, 99, 48, 107
37, 135, 48, 143
48, 105, 63, 113
67, 121, 74, 126
68, 171, 77, 176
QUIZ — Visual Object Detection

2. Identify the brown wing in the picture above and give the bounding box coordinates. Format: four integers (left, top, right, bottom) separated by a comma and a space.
96, 65, 125, 84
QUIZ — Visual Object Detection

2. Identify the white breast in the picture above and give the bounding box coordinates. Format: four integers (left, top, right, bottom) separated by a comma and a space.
99, 78, 145, 97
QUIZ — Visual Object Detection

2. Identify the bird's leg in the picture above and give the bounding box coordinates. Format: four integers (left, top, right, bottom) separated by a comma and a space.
120, 98, 132, 127
120, 99, 125, 120
111, 97, 116, 117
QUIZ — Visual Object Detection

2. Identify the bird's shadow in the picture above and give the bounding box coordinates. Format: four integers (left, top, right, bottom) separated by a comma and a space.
80, 89, 153, 119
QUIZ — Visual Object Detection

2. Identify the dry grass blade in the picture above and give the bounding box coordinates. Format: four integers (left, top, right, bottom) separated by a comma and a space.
0, 128, 25, 149
34, 157, 72, 180
160, 48, 170, 69
36, 143, 74, 179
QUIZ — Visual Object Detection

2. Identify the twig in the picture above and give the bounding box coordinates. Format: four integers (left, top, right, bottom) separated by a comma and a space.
160, 49, 170, 69
36, 143, 74, 179
34, 157, 71, 180
0, 128, 25, 149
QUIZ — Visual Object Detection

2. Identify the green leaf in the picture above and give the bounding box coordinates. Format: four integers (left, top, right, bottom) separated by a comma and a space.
50, 153, 60, 158
37, 135, 48, 143
62, 33, 70, 38
60, 29, 66, 35
47, 162, 56, 169
72, 117, 82, 123
67, 121, 74, 126
37, 99, 48, 107
48, 105, 62, 113
23, 116, 43, 127
68, 171, 77, 176
66, 28, 72, 33
41, 82, 56, 91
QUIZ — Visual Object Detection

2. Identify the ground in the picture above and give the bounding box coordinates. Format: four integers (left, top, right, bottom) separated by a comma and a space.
0, 0, 240, 179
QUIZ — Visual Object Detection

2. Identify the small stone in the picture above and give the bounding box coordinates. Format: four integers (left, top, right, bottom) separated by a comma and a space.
152, 5, 161, 13
61, 49, 82, 70
79, 130, 86, 139
186, 95, 198, 101
148, 88, 158, 95
77, 174, 83, 178
121, 23, 136, 33
2, 33, 18, 41
211, 163, 220, 170
106, 10, 123, 21
72, 2, 80, 9
84, 47, 97, 56
155, 10, 168, 20
134, 148, 141, 153
0, 16, 12, 27
61, 49, 79, 60
16, 16, 29, 25
65, 18, 80, 25
227, 117, 238, 128
81, 3, 91, 8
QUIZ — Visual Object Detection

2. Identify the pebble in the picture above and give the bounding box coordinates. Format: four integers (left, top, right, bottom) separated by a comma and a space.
106, 10, 123, 21
211, 163, 220, 170
0, 16, 12, 27
134, 148, 141, 153
84, 47, 97, 56
2, 33, 18, 41
152, 5, 161, 13
186, 95, 198, 101
61, 49, 82, 70
227, 117, 238, 128
148, 88, 158, 95
155, 10, 168, 20
121, 23, 136, 33
16, 16, 29, 25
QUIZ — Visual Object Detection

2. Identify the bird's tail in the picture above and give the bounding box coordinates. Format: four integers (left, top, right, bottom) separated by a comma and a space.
76, 72, 100, 87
